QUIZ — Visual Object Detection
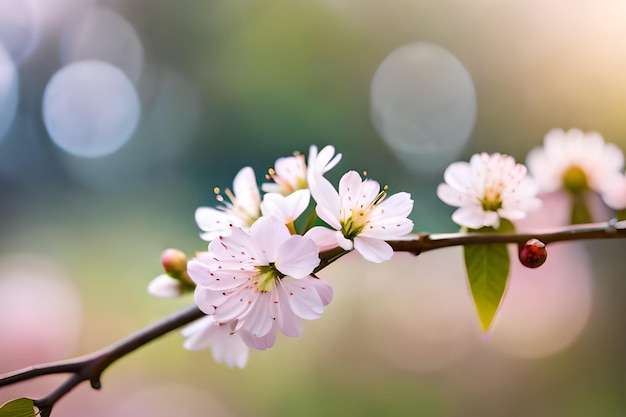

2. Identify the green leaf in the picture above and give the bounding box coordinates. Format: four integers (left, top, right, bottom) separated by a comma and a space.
464, 242, 511, 332
496, 218, 515, 233
616, 209, 626, 222
571, 197, 592, 224
0, 398, 37, 417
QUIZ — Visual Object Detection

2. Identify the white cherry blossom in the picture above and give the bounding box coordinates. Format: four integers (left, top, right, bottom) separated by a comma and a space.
262, 145, 342, 195
437, 152, 541, 229
260, 189, 310, 228
195, 167, 261, 241
187, 216, 333, 350
306, 170, 414, 263
262, 152, 307, 195
526, 128, 624, 196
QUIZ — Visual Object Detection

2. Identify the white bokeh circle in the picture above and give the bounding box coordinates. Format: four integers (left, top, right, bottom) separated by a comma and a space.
371, 42, 477, 173
43, 60, 141, 158
0, 0, 40, 64
60, 8, 145, 84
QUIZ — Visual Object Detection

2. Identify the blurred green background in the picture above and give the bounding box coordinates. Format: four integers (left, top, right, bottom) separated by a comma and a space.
1, 0, 626, 415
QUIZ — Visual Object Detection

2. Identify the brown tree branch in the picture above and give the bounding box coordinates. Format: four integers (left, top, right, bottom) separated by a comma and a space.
0, 305, 204, 416
1, 219, 625, 415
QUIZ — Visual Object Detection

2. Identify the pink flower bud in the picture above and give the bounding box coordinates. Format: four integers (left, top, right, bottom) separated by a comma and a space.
160, 248, 192, 284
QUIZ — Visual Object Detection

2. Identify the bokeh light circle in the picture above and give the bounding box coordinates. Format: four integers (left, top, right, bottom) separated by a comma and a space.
43, 60, 140, 158
0, 254, 82, 371
0, 42, 18, 141
60, 8, 145, 83
0, 0, 40, 64
371, 42, 477, 173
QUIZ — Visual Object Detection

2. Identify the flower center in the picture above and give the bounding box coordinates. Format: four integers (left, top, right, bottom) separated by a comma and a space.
480, 182, 504, 212
253, 263, 284, 292
562, 165, 588, 196
340, 190, 386, 239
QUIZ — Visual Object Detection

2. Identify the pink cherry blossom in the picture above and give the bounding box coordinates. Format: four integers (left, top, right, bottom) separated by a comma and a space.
187, 216, 333, 350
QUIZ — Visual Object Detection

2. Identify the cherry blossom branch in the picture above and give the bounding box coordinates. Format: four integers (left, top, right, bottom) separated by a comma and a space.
0, 305, 204, 417
1, 219, 625, 416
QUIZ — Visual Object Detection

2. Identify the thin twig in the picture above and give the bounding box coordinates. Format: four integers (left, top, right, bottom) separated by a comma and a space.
0, 305, 204, 415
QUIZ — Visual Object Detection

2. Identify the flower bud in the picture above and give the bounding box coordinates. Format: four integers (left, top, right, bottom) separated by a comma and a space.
160, 248, 193, 285
518, 239, 547, 268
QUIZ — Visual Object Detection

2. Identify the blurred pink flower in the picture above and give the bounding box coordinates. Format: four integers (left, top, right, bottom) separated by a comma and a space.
526, 128, 624, 196
601, 172, 626, 210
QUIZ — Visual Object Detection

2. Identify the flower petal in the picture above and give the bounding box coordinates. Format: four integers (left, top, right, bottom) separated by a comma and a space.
195, 207, 242, 241
147, 274, 181, 298
304, 226, 341, 251
311, 177, 341, 228
232, 166, 261, 217
213, 286, 255, 323
248, 216, 291, 262
442, 161, 472, 191
240, 325, 278, 350
436, 183, 473, 208
261, 189, 310, 223
305, 277, 333, 306
279, 277, 325, 320
353, 236, 393, 263
276, 235, 320, 279
238, 291, 276, 337
193, 287, 223, 314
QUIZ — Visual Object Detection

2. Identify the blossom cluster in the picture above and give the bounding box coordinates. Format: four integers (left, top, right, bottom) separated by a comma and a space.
149, 129, 626, 368
437, 128, 626, 230
151, 145, 414, 368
